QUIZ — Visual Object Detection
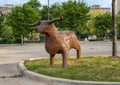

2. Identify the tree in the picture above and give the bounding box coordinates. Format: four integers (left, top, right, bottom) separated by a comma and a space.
0, 16, 4, 37
40, 0, 90, 39
0, 16, 13, 43
53, 0, 90, 36
50, 3, 61, 19
26, 0, 41, 8
0, 16, 13, 39
22, 3, 41, 41
112, 0, 118, 57
87, 10, 105, 35
41, 5, 48, 20
94, 13, 112, 38
7, 0, 41, 44
8, 6, 25, 42
0, 9, 5, 37
41, 3, 61, 20
59, 0, 90, 37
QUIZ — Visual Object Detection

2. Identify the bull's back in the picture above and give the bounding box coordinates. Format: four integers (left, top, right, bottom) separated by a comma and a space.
59, 31, 79, 49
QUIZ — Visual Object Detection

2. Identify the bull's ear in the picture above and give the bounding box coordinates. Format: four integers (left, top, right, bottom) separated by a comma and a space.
48, 16, 64, 24
26, 21, 41, 26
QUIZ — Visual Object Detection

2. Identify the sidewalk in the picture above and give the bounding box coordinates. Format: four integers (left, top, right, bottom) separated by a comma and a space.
0, 77, 45, 85
0, 63, 46, 85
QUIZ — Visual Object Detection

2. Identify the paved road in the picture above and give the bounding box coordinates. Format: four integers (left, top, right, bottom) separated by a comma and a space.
0, 41, 120, 85
0, 41, 120, 64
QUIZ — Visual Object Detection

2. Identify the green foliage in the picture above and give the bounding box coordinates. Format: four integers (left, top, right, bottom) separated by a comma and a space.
94, 13, 112, 37
89, 10, 105, 18
0, 15, 14, 43
87, 10, 105, 35
0, 0, 41, 44
59, 0, 90, 35
1, 26, 13, 39
41, 3, 61, 20
41, 0, 90, 36
0, 0, 115, 42
26, 0, 41, 8
0, 16, 3, 36
25, 57, 120, 82
7, 6, 24, 36
41, 5, 48, 20
6, 0, 41, 43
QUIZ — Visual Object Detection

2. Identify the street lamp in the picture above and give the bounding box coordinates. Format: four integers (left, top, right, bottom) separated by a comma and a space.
48, 0, 50, 20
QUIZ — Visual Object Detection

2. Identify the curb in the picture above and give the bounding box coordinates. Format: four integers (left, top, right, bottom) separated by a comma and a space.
18, 58, 120, 85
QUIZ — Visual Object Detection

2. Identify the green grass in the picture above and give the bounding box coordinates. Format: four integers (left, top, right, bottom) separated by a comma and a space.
25, 57, 120, 82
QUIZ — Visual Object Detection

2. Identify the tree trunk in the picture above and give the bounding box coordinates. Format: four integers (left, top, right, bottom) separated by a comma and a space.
112, 0, 117, 57
21, 35, 24, 45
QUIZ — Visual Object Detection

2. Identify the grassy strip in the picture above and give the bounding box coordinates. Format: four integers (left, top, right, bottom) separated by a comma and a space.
25, 56, 120, 82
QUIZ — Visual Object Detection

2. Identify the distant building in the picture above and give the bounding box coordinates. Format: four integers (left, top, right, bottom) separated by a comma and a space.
91, 5, 110, 13
117, 0, 120, 12
0, 4, 14, 16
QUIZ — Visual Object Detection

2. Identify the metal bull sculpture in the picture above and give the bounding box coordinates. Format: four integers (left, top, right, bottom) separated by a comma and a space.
28, 16, 81, 68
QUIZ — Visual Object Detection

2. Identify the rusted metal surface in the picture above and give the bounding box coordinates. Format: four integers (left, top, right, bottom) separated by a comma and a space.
28, 16, 81, 68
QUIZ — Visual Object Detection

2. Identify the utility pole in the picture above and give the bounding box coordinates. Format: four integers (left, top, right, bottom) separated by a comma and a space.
112, 0, 118, 57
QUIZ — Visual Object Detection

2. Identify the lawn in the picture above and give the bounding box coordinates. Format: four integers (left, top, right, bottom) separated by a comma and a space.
25, 56, 120, 82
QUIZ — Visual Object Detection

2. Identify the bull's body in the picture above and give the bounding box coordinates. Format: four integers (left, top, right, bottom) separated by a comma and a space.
28, 16, 81, 68
45, 31, 80, 55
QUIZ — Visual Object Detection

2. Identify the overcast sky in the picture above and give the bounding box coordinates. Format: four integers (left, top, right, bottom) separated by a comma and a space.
0, 0, 112, 8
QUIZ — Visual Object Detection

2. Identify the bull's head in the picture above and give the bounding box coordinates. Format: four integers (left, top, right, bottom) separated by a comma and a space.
27, 16, 63, 33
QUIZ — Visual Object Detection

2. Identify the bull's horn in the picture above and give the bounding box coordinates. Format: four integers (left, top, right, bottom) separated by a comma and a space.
26, 21, 40, 26
48, 16, 63, 24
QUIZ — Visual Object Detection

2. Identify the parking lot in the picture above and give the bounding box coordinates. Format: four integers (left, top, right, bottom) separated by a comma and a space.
0, 41, 120, 64
0, 41, 120, 85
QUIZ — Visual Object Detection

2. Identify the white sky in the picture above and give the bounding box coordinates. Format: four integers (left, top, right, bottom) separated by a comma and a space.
0, 0, 112, 8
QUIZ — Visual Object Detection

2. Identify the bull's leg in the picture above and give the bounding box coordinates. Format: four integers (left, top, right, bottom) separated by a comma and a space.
62, 51, 69, 68
50, 54, 55, 66
77, 49, 81, 59
76, 44, 81, 59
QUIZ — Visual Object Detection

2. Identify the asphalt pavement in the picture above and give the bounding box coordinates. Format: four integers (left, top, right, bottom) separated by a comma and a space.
0, 41, 120, 85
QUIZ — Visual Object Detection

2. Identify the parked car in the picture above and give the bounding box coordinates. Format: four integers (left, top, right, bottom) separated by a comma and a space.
88, 35, 97, 41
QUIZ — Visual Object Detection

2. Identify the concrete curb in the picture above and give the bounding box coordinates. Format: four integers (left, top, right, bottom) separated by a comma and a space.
18, 58, 120, 85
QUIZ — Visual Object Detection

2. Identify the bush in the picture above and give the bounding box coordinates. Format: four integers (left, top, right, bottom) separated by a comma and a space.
0, 38, 15, 44
14, 37, 21, 43
0, 37, 22, 44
